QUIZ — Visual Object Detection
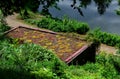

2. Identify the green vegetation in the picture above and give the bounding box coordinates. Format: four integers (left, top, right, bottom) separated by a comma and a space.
68, 52, 120, 79
0, 12, 11, 37
87, 29, 120, 48
0, 22, 119, 78
0, 23, 10, 34
25, 17, 89, 34
1, 0, 120, 79
1, 37, 120, 79
0, 37, 70, 79
116, 8, 120, 15
0, 0, 40, 17
0, 12, 10, 33
0, 15, 120, 79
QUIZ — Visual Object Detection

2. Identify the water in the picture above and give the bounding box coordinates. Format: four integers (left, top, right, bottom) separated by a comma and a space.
38, 0, 120, 35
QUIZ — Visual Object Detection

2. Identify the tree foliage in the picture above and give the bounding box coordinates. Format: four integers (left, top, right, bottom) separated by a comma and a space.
0, 0, 116, 17
40, 0, 60, 15
0, 0, 39, 16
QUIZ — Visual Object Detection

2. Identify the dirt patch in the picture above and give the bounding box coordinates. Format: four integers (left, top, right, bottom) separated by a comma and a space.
6, 14, 53, 32
100, 44, 117, 54
7, 27, 87, 61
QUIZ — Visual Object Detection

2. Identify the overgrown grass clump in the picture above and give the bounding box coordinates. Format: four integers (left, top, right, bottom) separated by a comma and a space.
25, 17, 89, 34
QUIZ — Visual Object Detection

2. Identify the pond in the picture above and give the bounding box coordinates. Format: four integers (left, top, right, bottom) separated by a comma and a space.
38, 0, 120, 35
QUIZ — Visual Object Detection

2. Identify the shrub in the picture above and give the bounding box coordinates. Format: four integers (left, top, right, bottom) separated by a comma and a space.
31, 68, 57, 79
0, 11, 11, 34
25, 17, 89, 34
67, 52, 120, 79
87, 29, 120, 48
0, 23, 10, 33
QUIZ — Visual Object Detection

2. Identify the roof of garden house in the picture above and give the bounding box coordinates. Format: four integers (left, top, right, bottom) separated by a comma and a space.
5, 26, 89, 64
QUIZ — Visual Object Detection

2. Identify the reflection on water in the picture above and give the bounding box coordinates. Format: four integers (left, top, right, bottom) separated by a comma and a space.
38, 0, 120, 35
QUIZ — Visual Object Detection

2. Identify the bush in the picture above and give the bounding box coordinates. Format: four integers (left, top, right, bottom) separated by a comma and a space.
96, 52, 120, 79
0, 23, 10, 33
87, 29, 120, 48
0, 11, 11, 34
0, 38, 69, 79
67, 52, 120, 79
25, 17, 89, 34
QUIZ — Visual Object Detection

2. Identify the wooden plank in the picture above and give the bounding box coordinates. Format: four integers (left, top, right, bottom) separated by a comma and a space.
65, 45, 89, 64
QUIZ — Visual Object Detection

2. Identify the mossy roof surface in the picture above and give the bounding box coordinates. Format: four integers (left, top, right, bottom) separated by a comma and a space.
7, 27, 87, 61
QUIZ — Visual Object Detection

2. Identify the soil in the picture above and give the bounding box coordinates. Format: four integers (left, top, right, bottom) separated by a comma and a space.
100, 44, 117, 54
6, 14, 117, 55
6, 14, 29, 28
7, 27, 87, 61
6, 14, 53, 32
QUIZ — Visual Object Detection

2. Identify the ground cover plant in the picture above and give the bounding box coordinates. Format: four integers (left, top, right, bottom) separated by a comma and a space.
25, 17, 89, 34
0, 23, 10, 33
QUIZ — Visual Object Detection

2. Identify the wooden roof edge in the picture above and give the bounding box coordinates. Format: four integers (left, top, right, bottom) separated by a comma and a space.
3, 26, 20, 35
18, 26, 57, 34
65, 44, 90, 64
3, 26, 58, 35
